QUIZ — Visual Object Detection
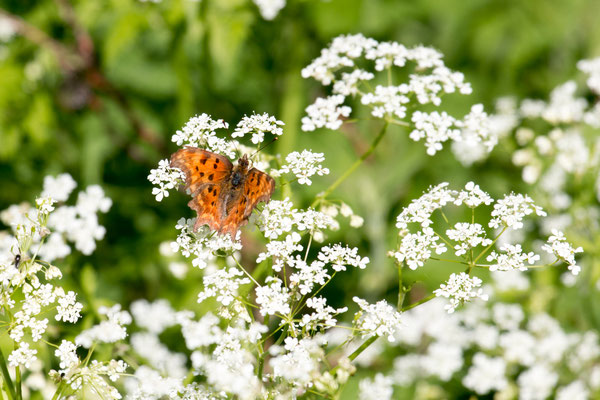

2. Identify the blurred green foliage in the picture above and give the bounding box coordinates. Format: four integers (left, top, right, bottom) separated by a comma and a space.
1, 0, 599, 343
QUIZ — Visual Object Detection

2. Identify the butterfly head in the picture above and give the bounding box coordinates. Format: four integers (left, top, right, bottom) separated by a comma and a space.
237, 154, 251, 171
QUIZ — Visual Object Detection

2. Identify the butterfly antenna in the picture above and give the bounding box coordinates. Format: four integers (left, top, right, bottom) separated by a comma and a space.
252, 137, 279, 158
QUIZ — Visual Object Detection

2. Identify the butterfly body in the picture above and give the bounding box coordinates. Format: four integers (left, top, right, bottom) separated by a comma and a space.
171, 147, 275, 238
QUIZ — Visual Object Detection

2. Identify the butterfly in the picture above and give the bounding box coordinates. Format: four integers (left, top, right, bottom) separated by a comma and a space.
170, 147, 275, 238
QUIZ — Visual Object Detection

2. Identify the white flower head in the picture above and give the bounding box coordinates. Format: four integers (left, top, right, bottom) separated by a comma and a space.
434, 272, 489, 313
578, 57, 600, 94
446, 223, 492, 256
8, 342, 37, 368
541, 229, 583, 275
353, 296, 402, 342
255, 277, 291, 316
409, 110, 460, 155
42, 174, 77, 202
390, 227, 447, 270
148, 159, 186, 202
301, 95, 351, 132
272, 150, 329, 185
231, 113, 284, 144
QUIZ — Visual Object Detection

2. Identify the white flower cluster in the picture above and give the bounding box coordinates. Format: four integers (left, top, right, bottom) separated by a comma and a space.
446, 223, 492, 256
76, 304, 132, 348
172, 217, 242, 269
409, 110, 460, 155
253, 0, 286, 20
148, 159, 186, 202
358, 373, 393, 400
321, 202, 364, 228
170, 113, 237, 159
197, 266, 251, 308
353, 297, 402, 342
301, 34, 492, 157
452, 98, 519, 166
51, 340, 128, 399
257, 198, 337, 240
271, 150, 330, 185
389, 182, 581, 311
318, 243, 369, 271
578, 57, 600, 94
301, 95, 351, 131
232, 113, 284, 144
541, 229, 584, 275
381, 298, 600, 399
0, 178, 129, 399
434, 272, 488, 313
0, 174, 111, 259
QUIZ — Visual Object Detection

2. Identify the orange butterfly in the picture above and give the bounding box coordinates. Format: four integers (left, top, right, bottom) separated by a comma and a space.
170, 147, 275, 238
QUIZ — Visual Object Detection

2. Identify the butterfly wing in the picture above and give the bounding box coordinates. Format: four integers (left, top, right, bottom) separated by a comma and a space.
170, 147, 233, 232
219, 168, 275, 237
170, 147, 233, 195
189, 184, 225, 232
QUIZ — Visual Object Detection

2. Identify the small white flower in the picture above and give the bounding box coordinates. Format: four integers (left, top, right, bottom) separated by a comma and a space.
395, 182, 456, 229
301, 95, 351, 131
301, 34, 378, 85
318, 243, 369, 271
55, 290, 83, 323
434, 272, 488, 313
197, 267, 251, 307
148, 159, 186, 202
300, 296, 347, 331
231, 113, 284, 144
446, 223, 492, 256
409, 111, 460, 155
41, 174, 77, 202
361, 85, 409, 120
333, 69, 375, 96
454, 181, 494, 208
130, 299, 177, 334
542, 81, 587, 124
75, 304, 131, 348
462, 353, 508, 395
390, 227, 447, 270
273, 150, 329, 185
489, 193, 546, 230
486, 244, 540, 272
55, 340, 79, 369
253, 0, 286, 20
256, 232, 302, 272
36, 196, 56, 215
8, 342, 37, 368
255, 277, 291, 316
541, 229, 583, 275
517, 365, 558, 400
353, 296, 402, 342
358, 373, 393, 400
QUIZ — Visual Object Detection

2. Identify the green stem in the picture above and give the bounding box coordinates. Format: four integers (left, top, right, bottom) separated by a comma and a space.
51, 382, 66, 400
401, 294, 435, 312
473, 226, 507, 264
311, 122, 389, 208
397, 262, 405, 310
257, 355, 264, 381
348, 336, 378, 362
0, 349, 16, 400
14, 368, 20, 400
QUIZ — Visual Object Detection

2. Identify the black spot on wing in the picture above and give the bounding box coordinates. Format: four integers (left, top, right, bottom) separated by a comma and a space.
201, 158, 208, 165
208, 174, 214, 181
